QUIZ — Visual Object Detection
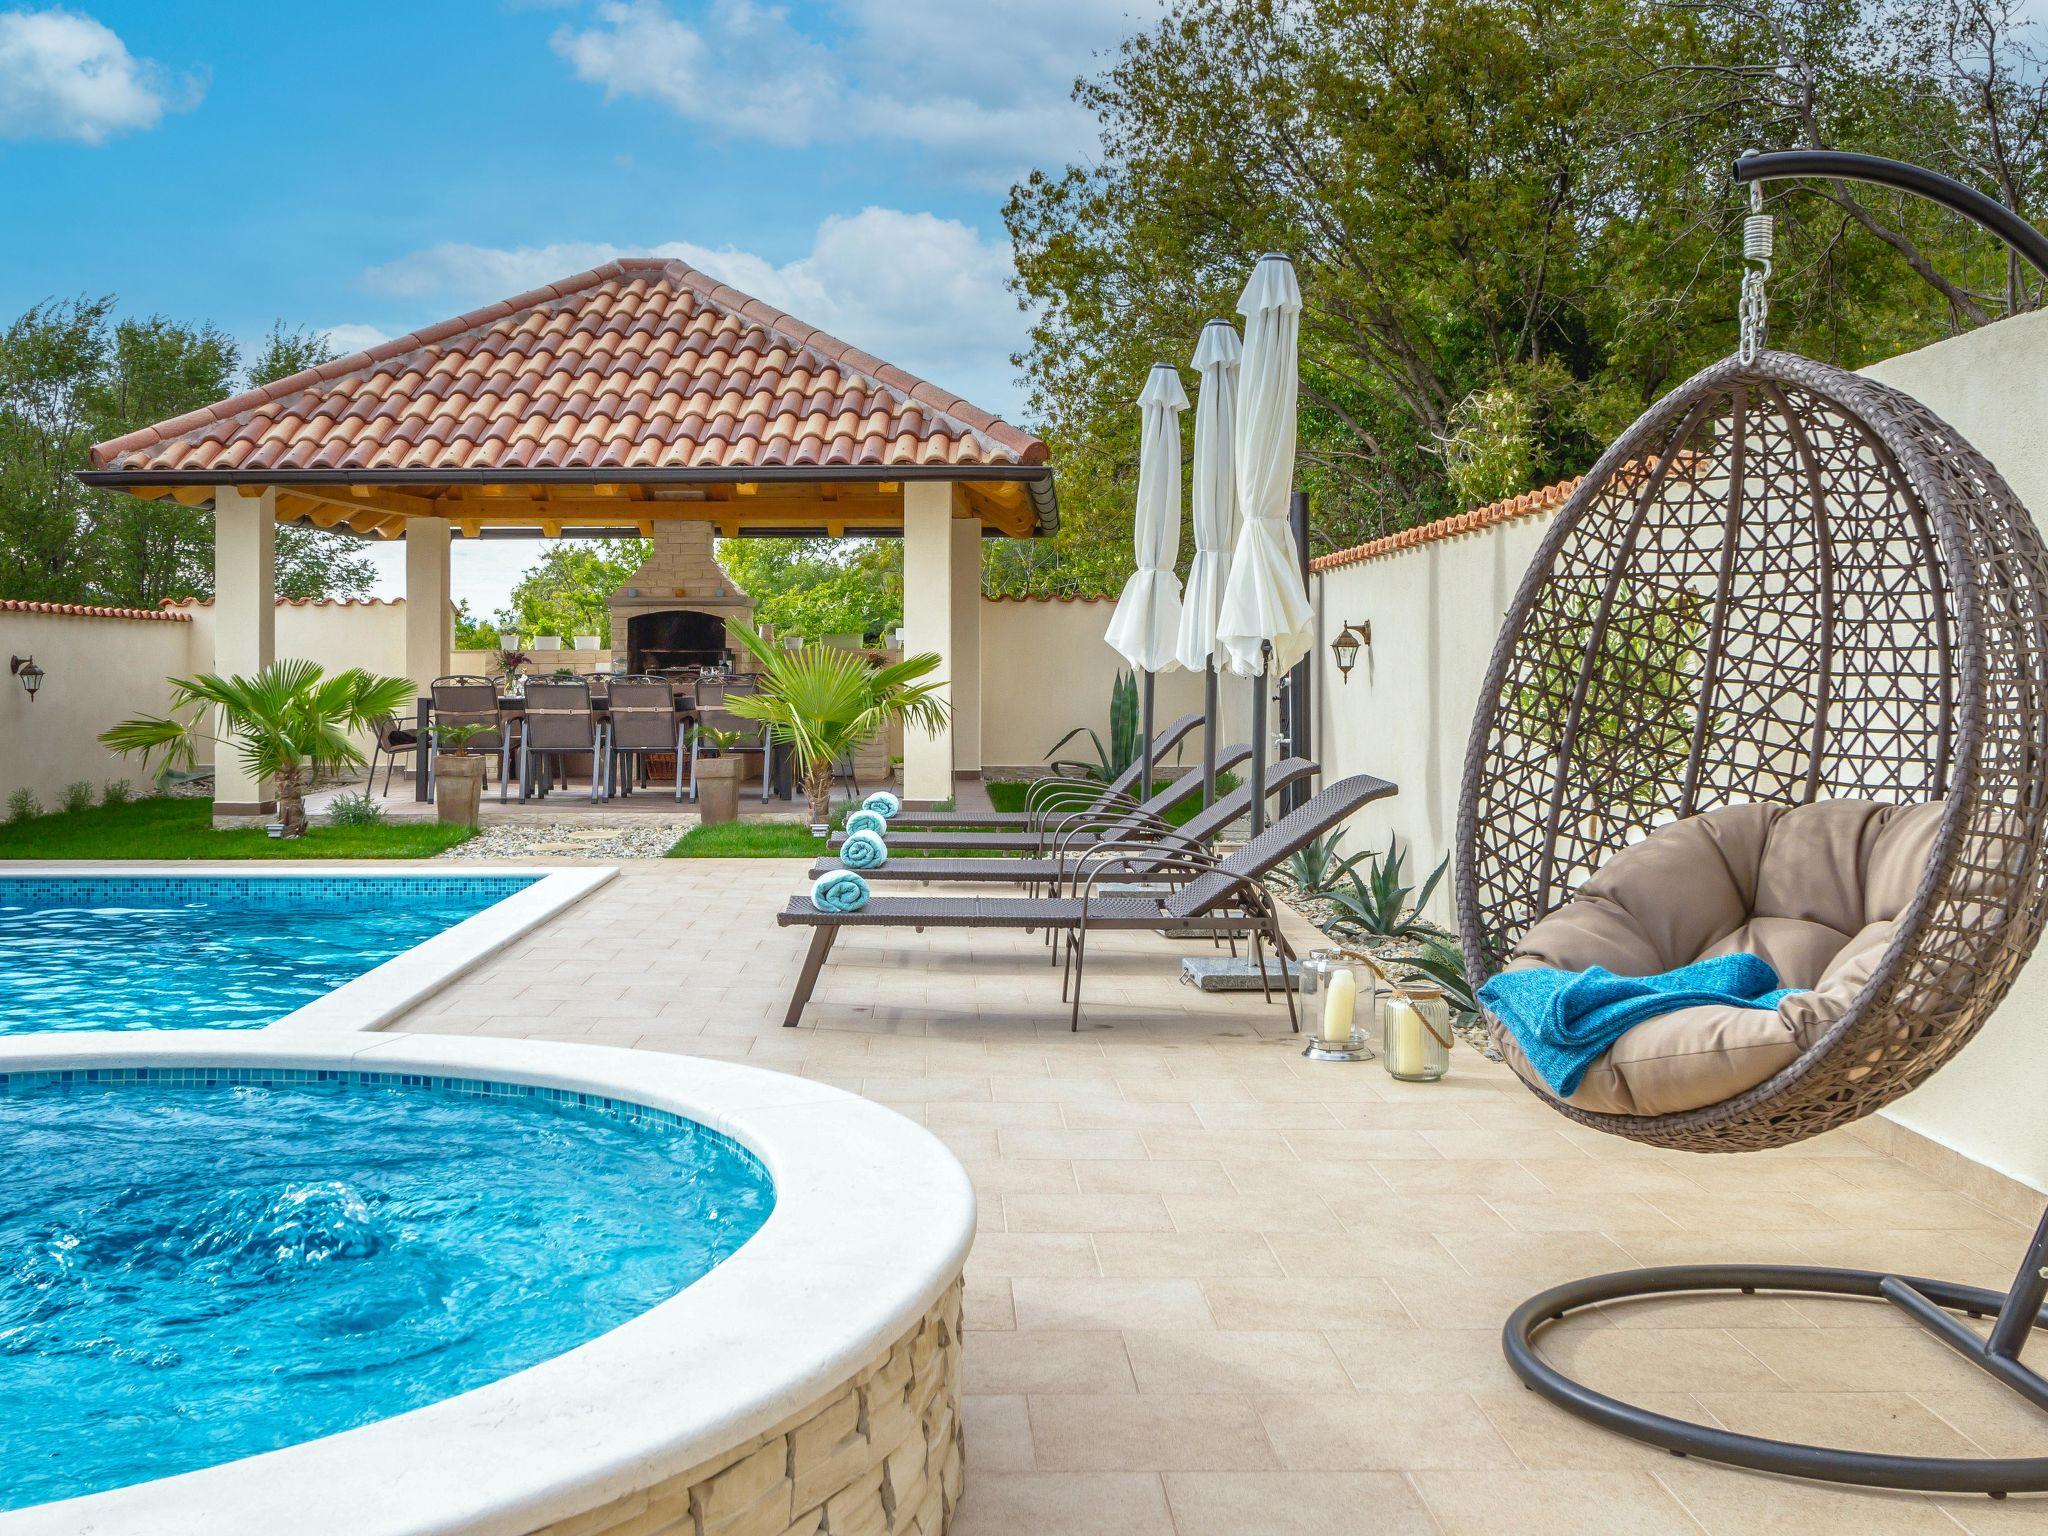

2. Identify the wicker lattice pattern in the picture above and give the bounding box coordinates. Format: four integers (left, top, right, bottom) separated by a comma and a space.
1454, 351, 2048, 1152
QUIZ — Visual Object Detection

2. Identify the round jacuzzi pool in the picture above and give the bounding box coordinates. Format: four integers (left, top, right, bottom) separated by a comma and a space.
0, 1033, 974, 1536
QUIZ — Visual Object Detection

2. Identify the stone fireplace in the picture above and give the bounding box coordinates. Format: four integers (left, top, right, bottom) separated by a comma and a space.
606, 520, 756, 673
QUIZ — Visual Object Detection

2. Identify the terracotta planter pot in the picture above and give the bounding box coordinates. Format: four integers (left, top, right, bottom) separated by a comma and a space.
696, 754, 740, 825
436, 752, 487, 827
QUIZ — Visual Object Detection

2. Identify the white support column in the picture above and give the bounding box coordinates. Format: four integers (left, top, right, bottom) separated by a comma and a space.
901, 481, 956, 805
403, 517, 452, 699
212, 485, 276, 822
949, 512, 983, 777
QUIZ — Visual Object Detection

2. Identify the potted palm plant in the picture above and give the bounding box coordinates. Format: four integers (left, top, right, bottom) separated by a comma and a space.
721, 619, 949, 830
99, 660, 414, 836
431, 722, 493, 827
693, 725, 745, 825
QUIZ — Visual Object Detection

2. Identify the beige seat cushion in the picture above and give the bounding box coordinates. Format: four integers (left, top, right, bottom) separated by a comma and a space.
1493, 799, 1941, 1116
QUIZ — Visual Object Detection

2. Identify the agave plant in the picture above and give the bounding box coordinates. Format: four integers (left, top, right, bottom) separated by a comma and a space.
1327, 834, 1450, 940
100, 660, 414, 836
1280, 829, 1376, 898
1044, 670, 1140, 783
721, 620, 951, 827
1404, 934, 1479, 1023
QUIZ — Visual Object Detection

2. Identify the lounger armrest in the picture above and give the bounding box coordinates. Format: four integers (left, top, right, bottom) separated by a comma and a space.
1029, 783, 1140, 831
1069, 837, 1218, 884
1053, 810, 1187, 862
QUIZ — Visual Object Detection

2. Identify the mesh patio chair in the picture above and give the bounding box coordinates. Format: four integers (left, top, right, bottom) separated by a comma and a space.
780, 773, 1395, 1029
689, 707, 773, 804
887, 712, 1205, 829
519, 678, 609, 803
365, 712, 418, 798
811, 758, 1318, 890
428, 676, 515, 803
605, 675, 687, 801
828, 744, 1255, 855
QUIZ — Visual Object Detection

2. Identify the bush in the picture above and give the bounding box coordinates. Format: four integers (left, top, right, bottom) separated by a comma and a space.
60, 781, 94, 814
7, 789, 41, 823
326, 790, 386, 828
101, 779, 131, 805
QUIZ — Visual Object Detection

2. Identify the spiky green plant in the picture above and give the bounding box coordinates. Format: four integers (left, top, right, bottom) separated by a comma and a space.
1327, 834, 1450, 940
100, 660, 414, 836
1280, 829, 1375, 898
721, 621, 951, 827
1405, 934, 1479, 1023
1045, 669, 1141, 782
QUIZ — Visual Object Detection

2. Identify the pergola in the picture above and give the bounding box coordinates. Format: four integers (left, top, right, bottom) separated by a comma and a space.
78, 258, 1056, 816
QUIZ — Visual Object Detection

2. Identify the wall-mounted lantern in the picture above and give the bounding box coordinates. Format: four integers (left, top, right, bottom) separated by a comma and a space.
10, 655, 44, 701
1330, 622, 1371, 682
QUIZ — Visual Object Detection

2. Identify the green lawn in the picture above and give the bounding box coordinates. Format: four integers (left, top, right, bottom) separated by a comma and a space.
985, 770, 1240, 827
0, 796, 476, 860
667, 820, 828, 858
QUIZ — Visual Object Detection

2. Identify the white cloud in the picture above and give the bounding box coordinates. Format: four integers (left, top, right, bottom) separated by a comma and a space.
549, 0, 1153, 188
0, 7, 198, 144
319, 322, 394, 356
357, 207, 1027, 416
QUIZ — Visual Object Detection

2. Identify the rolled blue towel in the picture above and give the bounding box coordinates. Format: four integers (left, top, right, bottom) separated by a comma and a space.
811, 869, 871, 913
1479, 952, 1800, 1099
839, 829, 889, 870
862, 790, 902, 819
844, 807, 890, 838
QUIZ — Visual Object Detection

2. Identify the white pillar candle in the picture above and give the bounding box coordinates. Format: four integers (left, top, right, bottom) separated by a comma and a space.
1322, 967, 1356, 1046
1388, 997, 1427, 1078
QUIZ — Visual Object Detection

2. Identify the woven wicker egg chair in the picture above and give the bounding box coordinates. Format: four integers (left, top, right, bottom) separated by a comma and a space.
1453, 347, 2048, 1495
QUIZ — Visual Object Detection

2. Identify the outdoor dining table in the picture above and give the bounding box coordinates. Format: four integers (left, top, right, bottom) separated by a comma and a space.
410, 694, 794, 801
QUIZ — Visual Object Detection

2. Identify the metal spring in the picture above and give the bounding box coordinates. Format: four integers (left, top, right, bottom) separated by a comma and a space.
1744, 212, 1775, 265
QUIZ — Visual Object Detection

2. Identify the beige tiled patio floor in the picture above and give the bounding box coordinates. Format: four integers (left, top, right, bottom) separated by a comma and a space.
403, 858, 2048, 1534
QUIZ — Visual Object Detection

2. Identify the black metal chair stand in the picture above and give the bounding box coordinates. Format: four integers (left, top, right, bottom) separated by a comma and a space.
1503, 1206, 2048, 1495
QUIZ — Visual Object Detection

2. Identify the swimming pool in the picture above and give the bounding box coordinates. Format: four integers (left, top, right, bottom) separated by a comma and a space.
0, 1065, 774, 1510
0, 874, 564, 1035
0, 1032, 974, 1536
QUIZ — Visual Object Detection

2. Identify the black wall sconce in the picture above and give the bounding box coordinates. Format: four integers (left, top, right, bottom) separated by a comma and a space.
1330, 622, 1371, 681
10, 655, 44, 701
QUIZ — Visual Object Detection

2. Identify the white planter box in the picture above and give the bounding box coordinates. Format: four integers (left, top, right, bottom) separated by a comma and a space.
573, 635, 601, 651
532, 637, 563, 651
498, 631, 521, 650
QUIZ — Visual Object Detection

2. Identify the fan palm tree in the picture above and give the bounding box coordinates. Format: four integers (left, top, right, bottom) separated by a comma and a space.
722, 621, 950, 827
100, 660, 415, 836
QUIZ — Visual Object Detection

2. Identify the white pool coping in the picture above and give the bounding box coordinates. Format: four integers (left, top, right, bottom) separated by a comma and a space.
0, 1030, 977, 1536
0, 865, 615, 1034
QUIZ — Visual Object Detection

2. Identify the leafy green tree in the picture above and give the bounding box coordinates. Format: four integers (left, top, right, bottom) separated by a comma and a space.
494, 539, 650, 644
714, 537, 904, 638
0, 301, 376, 605
452, 598, 501, 651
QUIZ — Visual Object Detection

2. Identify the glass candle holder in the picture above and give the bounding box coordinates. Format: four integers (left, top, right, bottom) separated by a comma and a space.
1382, 982, 1452, 1081
1298, 950, 1374, 1062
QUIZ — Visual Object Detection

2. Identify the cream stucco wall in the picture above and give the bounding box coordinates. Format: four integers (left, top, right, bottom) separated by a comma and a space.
0, 610, 188, 805
1861, 314, 2048, 1194
979, 597, 1252, 778
1310, 515, 1557, 921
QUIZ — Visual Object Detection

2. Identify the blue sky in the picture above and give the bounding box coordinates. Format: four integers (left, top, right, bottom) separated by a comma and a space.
0, 1, 1151, 609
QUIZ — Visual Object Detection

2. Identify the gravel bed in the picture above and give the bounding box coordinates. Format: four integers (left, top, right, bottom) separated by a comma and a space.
434, 816, 694, 861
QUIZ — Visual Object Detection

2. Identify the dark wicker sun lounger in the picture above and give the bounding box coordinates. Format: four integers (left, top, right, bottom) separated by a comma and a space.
832, 744, 1254, 854
810, 759, 1319, 886
779, 772, 1396, 1030
884, 712, 1206, 828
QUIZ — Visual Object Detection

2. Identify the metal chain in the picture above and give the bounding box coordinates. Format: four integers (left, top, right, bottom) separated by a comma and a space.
1739, 174, 1774, 364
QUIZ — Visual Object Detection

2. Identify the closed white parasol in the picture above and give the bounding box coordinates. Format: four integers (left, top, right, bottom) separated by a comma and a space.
1215, 253, 1312, 679
1104, 362, 1188, 795
1178, 319, 1242, 805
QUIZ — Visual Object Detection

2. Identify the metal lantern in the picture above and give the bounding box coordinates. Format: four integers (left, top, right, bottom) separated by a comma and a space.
1298, 950, 1374, 1062
1383, 983, 1451, 1081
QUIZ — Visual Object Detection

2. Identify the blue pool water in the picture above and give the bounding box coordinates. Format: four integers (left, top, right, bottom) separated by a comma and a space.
0, 876, 536, 1034
0, 1068, 774, 1510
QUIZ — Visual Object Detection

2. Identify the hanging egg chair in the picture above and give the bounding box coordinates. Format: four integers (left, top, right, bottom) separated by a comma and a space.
1454, 152, 2048, 1495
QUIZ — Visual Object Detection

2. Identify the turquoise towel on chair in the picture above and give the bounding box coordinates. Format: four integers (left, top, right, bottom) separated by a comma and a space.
844, 807, 889, 838
1478, 952, 1800, 1099
811, 870, 870, 913
862, 790, 901, 819
839, 829, 889, 870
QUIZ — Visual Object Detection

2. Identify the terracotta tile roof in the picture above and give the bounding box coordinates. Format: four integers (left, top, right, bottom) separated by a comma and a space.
1310, 476, 1581, 573
88, 259, 1048, 479
159, 597, 402, 609
0, 599, 190, 622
